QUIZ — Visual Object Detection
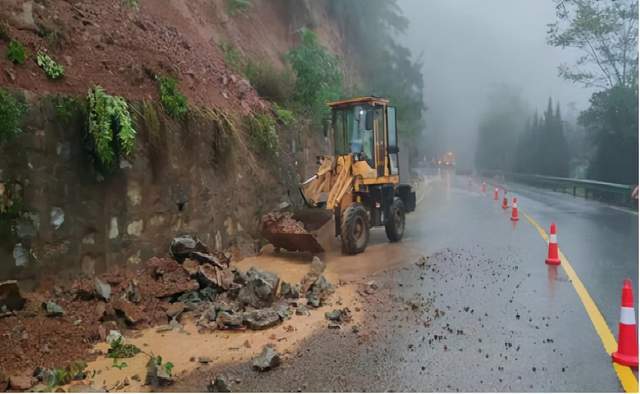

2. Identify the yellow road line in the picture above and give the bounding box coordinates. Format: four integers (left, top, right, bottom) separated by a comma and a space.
523, 212, 638, 393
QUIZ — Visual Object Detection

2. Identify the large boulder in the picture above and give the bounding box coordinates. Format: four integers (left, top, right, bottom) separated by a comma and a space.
169, 235, 209, 262
236, 267, 280, 308
0, 280, 25, 312
197, 264, 236, 290
242, 308, 281, 330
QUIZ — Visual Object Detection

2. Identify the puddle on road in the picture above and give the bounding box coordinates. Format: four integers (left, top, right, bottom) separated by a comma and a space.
77, 237, 421, 392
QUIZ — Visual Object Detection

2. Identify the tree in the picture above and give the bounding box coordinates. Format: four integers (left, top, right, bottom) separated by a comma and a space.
547, 0, 638, 89
579, 85, 638, 183
514, 99, 570, 177
548, 0, 638, 184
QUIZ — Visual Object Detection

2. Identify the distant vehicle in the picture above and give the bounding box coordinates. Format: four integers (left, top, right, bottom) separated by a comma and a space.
437, 152, 456, 168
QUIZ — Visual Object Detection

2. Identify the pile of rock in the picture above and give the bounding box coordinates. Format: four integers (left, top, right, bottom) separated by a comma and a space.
172, 239, 335, 333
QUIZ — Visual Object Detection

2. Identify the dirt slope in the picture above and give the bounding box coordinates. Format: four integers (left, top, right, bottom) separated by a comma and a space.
0, 0, 347, 115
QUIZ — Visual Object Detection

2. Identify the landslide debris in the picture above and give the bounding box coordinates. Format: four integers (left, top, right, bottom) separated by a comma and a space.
0, 235, 335, 387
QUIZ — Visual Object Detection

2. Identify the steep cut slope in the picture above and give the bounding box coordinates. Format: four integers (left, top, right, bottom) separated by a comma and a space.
0, 0, 346, 280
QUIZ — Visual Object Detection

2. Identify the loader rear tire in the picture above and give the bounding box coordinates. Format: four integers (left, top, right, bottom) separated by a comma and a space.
341, 203, 369, 255
385, 197, 405, 242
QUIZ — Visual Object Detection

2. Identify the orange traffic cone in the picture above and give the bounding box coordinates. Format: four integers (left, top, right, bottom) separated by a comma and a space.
494, 188, 499, 201
481, 182, 486, 193
545, 223, 561, 265
510, 197, 519, 221
612, 279, 638, 368
502, 192, 509, 209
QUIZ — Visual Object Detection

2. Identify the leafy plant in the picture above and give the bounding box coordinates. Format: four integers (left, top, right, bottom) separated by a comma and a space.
245, 113, 279, 156
46, 361, 87, 388
112, 360, 128, 370
219, 42, 244, 73
0, 88, 27, 142
87, 86, 137, 172
36, 51, 64, 79
7, 40, 26, 64
286, 28, 343, 125
149, 355, 174, 376
273, 103, 295, 126
245, 60, 295, 104
158, 76, 188, 120
226, 0, 252, 16
122, 0, 140, 10
107, 336, 141, 358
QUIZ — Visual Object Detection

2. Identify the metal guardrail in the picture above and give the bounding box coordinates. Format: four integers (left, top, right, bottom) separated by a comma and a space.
480, 170, 637, 208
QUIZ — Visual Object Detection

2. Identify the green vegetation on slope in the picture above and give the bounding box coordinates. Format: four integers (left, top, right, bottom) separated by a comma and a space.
87, 86, 136, 172
0, 88, 27, 142
286, 28, 343, 125
158, 76, 189, 120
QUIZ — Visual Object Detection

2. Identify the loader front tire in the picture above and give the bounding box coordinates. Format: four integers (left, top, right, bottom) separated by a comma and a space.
341, 203, 369, 255
385, 197, 405, 242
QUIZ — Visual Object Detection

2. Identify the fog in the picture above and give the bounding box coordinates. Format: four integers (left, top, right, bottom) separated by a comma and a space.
398, 0, 595, 169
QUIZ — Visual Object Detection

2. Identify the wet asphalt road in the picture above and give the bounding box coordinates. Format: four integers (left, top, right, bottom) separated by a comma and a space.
173, 175, 636, 392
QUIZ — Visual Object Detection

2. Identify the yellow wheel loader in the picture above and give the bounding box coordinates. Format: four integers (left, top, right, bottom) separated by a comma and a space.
261, 97, 416, 255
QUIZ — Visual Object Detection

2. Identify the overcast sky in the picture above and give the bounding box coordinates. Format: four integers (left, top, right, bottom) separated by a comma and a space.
398, 0, 594, 167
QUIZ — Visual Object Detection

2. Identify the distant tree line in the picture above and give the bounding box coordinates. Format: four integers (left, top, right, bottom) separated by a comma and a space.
476, 0, 638, 185
515, 98, 570, 177
474, 88, 570, 178
548, 0, 638, 184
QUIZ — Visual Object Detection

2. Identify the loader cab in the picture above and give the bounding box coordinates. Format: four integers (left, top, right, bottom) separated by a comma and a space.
329, 97, 399, 178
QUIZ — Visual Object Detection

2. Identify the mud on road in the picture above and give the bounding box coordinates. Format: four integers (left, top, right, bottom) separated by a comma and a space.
166, 245, 577, 392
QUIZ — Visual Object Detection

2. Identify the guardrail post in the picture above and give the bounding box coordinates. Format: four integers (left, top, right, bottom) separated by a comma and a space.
573, 186, 576, 197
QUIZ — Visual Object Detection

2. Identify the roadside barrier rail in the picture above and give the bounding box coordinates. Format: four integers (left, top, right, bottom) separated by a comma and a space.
479, 170, 636, 208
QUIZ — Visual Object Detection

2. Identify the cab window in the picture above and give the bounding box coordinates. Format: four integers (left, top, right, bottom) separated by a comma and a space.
332, 105, 375, 167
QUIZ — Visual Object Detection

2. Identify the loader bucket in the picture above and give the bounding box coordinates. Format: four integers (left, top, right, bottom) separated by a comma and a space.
261, 209, 333, 253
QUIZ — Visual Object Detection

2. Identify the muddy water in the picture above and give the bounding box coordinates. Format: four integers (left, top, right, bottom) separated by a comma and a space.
75, 233, 421, 392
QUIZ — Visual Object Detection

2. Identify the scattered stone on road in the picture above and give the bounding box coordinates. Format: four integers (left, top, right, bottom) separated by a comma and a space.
325, 308, 352, 323
95, 278, 111, 301
145, 357, 174, 387
207, 375, 231, 392
42, 301, 65, 317
252, 345, 281, 371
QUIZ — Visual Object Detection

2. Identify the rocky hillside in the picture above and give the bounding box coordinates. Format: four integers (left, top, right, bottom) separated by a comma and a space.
0, 0, 352, 281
